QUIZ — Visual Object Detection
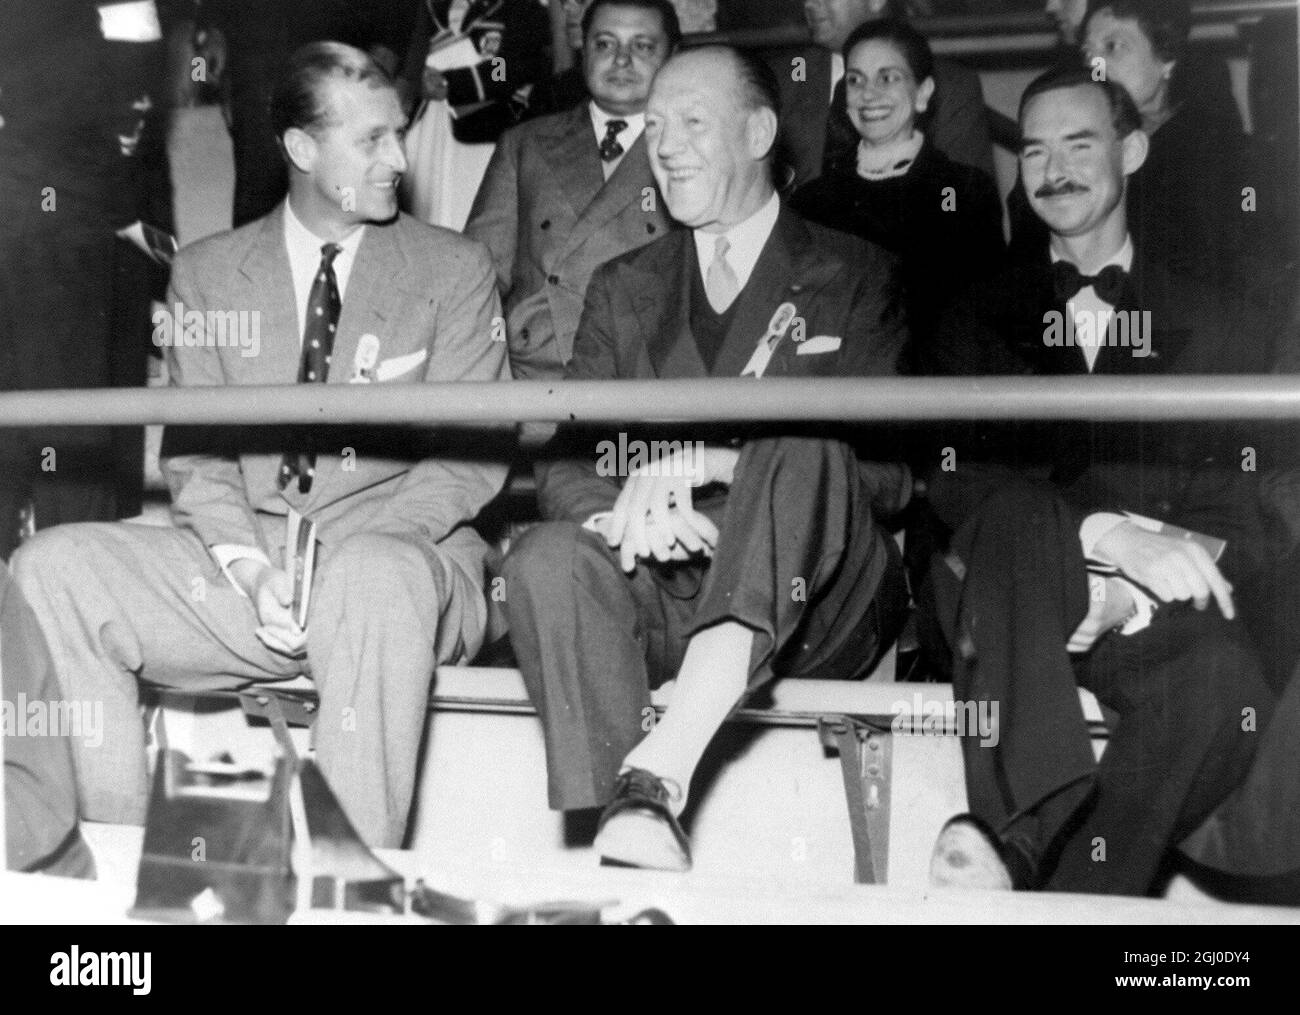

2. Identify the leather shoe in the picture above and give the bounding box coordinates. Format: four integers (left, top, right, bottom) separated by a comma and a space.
594, 768, 692, 872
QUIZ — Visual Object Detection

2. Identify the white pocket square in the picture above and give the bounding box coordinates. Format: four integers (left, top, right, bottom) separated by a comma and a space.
374, 348, 429, 382
796, 335, 842, 355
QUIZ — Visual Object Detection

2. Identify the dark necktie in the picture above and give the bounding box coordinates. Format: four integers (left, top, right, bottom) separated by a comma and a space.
1052, 261, 1128, 306
599, 119, 627, 162
279, 242, 342, 494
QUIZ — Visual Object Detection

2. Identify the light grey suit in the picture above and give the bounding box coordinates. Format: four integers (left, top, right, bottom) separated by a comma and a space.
465, 103, 676, 381
11, 206, 510, 848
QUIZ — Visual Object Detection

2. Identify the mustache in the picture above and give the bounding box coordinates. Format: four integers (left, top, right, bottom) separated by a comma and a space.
1034, 181, 1089, 198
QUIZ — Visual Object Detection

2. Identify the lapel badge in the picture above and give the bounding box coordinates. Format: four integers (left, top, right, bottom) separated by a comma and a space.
351, 333, 380, 383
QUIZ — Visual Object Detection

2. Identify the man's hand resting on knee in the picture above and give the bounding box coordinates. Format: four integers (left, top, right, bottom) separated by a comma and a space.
1092, 521, 1235, 619
228, 559, 308, 658
600, 446, 740, 574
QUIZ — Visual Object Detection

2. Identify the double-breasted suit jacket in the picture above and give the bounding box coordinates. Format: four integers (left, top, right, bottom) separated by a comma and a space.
466, 102, 676, 380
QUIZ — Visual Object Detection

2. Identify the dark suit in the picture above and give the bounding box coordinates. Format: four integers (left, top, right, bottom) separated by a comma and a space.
503, 204, 910, 810
790, 138, 1005, 357
400, 0, 553, 144
0, 0, 173, 557
915, 249, 1275, 895
466, 103, 676, 380
773, 46, 995, 189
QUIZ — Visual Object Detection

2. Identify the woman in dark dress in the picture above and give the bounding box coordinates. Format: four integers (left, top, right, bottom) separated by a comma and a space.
790, 18, 1005, 359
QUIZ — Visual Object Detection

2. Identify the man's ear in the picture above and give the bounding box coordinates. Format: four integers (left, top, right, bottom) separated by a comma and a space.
915, 76, 936, 115
1120, 126, 1149, 176
282, 127, 317, 175
747, 106, 779, 161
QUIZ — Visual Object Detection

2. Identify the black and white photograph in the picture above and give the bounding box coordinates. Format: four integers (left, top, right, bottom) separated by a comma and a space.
2, 0, 1298, 959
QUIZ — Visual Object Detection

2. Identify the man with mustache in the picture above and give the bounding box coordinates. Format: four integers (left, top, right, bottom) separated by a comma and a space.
914, 66, 1274, 896
466, 0, 681, 382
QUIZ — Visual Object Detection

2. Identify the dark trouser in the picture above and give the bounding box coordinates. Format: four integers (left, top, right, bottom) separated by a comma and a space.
503, 437, 907, 811
929, 478, 1272, 895
1179, 659, 1300, 901
0, 183, 149, 559
2, 567, 96, 878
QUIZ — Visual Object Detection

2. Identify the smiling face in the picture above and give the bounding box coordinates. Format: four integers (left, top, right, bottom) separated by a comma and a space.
844, 37, 933, 148
286, 76, 407, 235
644, 50, 777, 232
1019, 83, 1145, 240
1082, 8, 1173, 119
582, 3, 672, 117
803, 0, 878, 52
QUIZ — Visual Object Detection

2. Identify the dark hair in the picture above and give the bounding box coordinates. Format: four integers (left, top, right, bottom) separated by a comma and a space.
841, 17, 935, 85
582, 0, 683, 52
1017, 63, 1143, 142
270, 41, 394, 153
1083, 0, 1191, 65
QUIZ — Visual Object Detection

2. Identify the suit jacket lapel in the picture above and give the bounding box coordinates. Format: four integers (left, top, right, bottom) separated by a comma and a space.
711, 206, 802, 378
562, 133, 655, 258
300, 220, 408, 510
234, 206, 300, 385
541, 104, 605, 223
634, 232, 706, 378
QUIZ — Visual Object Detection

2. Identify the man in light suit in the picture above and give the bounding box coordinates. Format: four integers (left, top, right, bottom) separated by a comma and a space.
11, 42, 510, 849
779, 0, 994, 187
503, 46, 910, 871
465, 0, 681, 381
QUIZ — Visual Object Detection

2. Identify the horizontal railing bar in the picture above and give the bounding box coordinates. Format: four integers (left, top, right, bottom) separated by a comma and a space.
1, 378, 1299, 427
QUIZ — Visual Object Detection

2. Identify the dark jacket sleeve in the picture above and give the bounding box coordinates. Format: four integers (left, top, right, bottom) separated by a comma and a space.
535, 263, 626, 523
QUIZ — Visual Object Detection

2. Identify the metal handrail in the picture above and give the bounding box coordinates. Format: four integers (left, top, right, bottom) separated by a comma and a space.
2, 377, 1299, 427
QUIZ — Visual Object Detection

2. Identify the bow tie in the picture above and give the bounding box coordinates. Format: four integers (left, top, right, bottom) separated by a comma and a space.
1052, 261, 1128, 305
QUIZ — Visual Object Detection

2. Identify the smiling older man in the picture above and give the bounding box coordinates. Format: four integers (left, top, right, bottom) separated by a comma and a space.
502, 45, 909, 871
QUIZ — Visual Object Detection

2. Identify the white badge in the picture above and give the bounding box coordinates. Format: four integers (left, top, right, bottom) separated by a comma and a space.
740, 302, 798, 379
351, 333, 381, 383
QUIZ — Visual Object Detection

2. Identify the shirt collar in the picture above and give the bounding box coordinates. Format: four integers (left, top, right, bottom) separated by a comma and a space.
692, 191, 781, 295
589, 101, 646, 143
1049, 234, 1134, 276
283, 198, 367, 269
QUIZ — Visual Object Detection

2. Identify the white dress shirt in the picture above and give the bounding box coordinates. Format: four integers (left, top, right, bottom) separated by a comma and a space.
589, 102, 646, 179
210, 201, 367, 591
1054, 235, 1157, 639
691, 190, 781, 297
283, 197, 365, 341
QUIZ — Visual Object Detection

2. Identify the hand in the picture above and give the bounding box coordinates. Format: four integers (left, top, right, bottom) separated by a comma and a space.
1067, 575, 1137, 653
422, 67, 450, 102
605, 472, 719, 574
232, 561, 307, 659
1092, 520, 1235, 619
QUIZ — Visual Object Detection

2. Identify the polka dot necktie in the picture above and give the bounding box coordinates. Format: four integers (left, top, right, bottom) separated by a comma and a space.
279, 242, 342, 494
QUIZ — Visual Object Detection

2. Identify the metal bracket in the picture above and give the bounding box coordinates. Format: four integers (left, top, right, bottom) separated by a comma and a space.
818, 716, 893, 885
239, 688, 319, 728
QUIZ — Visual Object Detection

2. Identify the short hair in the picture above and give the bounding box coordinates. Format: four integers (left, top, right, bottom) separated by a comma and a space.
841, 17, 935, 86
1017, 64, 1144, 143
582, 0, 683, 51
1084, 0, 1191, 65
270, 41, 395, 151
